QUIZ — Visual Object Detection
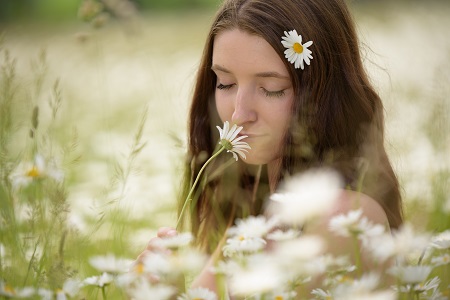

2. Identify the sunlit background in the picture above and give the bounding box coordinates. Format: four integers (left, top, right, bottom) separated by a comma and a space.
1, 0, 449, 257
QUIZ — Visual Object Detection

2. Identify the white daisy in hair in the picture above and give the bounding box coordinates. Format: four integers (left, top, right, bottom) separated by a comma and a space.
281, 29, 313, 70
177, 287, 218, 300
216, 121, 251, 161
431, 253, 450, 266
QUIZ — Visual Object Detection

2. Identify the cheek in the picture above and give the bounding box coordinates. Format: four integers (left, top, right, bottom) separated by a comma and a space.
215, 94, 233, 121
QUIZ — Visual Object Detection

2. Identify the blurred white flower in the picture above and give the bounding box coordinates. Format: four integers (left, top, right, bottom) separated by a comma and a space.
266, 228, 300, 241
37, 288, 53, 300
153, 232, 194, 249
412, 276, 441, 294
431, 253, 450, 266
10, 154, 64, 189
177, 287, 217, 300
329, 209, 385, 243
228, 255, 283, 296
44, 278, 82, 300
141, 252, 172, 276
269, 168, 342, 225
169, 249, 208, 274
273, 235, 325, 262
311, 288, 332, 299
364, 223, 430, 263
430, 230, 450, 249
216, 121, 251, 161
388, 265, 432, 284
0, 281, 35, 298
227, 215, 279, 239
83, 272, 114, 287
89, 254, 133, 274
333, 273, 395, 300
128, 280, 175, 300
222, 235, 266, 257
271, 235, 325, 278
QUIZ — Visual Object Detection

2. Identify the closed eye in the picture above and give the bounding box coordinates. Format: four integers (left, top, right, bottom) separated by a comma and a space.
217, 83, 235, 90
262, 88, 285, 98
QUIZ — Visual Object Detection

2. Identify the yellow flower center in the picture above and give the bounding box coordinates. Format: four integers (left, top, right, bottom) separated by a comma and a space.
26, 166, 40, 178
193, 298, 203, 300
4, 285, 15, 295
275, 296, 284, 300
238, 235, 245, 241
293, 42, 303, 54
134, 263, 145, 274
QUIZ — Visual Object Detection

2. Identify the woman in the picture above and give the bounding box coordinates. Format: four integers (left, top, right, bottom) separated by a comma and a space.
145, 0, 403, 294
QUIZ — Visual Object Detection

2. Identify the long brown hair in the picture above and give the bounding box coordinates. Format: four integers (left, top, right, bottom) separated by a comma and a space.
179, 0, 403, 251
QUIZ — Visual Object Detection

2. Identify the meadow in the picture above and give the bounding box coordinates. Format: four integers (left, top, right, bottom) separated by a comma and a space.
0, 1, 449, 299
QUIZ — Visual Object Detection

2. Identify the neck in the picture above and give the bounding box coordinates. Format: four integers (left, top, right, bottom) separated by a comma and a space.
267, 158, 282, 193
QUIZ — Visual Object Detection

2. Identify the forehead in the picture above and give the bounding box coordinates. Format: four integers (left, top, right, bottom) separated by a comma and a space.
212, 29, 288, 76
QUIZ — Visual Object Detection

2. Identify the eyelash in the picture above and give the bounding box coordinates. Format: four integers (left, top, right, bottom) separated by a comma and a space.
216, 83, 286, 98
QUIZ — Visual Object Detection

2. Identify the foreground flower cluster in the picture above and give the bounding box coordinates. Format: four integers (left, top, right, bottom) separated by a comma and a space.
4, 170, 449, 299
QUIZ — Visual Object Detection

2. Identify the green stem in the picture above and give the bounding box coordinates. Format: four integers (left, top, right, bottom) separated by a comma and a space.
176, 147, 225, 230
102, 286, 107, 300
352, 234, 362, 276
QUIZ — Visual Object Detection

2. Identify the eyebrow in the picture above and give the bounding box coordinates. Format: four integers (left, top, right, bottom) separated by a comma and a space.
211, 64, 289, 80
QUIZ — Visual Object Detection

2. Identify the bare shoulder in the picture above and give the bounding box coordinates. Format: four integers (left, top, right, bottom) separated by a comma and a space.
328, 189, 389, 228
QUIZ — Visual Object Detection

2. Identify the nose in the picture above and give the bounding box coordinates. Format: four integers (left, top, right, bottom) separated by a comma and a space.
231, 87, 257, 126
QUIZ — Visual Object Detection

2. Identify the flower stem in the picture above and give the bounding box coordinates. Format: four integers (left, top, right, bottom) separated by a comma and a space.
352, 234, 362, 276
176, 147, 225, 230
102, 286, 107, 300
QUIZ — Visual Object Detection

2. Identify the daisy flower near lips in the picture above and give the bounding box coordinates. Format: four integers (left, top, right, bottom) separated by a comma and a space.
281, 29, 313, 70
216, 121, 251, 161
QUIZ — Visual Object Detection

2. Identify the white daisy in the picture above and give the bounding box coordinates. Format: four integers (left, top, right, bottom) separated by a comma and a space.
364, 223, 431, 263
227, 215, 279, 239
311, 288, 332, 299
430, 230, 450, 249
329, 209, 385, 244
431, 253, 450, 266
222, 235, 266, 257
268, 168, 342, 225
0, 281, 35, 298
152, 232, 194, 249
83, 272, 114, 287
128, 280, 175, 300
10, 154, 64, 189
281, 29, 313, 70
216, 121, 251, 161
266, 228, 300, 241
388, 265, 432, 284
89, 254, 133, 274
177, 287, 218, 300
228, 255, 283, 296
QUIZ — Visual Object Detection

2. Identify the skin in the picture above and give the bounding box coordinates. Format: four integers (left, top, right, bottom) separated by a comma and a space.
212, 29, 294, 190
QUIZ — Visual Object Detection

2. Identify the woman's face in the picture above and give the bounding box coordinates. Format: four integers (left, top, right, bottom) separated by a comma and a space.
212, 29, 294, 165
